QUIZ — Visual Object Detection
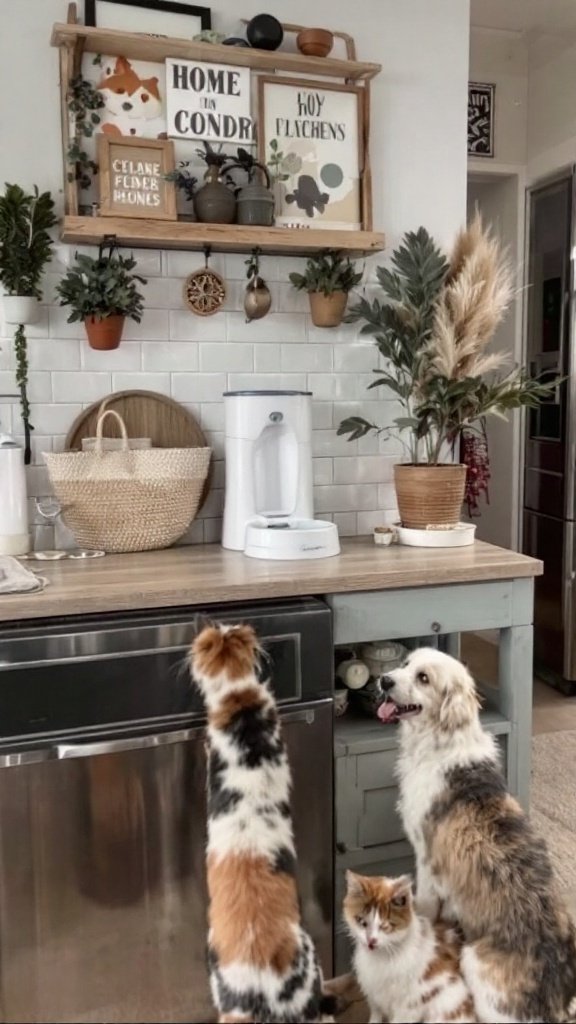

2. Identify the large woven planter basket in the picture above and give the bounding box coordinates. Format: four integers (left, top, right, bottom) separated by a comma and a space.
394, 464, 467, 529
44, 410, 211, 553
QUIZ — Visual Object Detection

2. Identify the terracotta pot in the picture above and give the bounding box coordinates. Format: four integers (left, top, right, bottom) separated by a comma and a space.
394, 464, 467, 529
308, 290, 347, 328
84, 314, 125, 350
297, 28, 334, 58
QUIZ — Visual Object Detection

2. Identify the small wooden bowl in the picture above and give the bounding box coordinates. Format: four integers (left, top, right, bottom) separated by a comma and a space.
297, 28, 334, 58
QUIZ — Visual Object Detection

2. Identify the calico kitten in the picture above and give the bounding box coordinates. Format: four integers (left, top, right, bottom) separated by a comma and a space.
344, 872, 476, 1024
191, 623, 335, 1024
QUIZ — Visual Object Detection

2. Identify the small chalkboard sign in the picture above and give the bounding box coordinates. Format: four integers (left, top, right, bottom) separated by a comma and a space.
468, 82, 495, 158
98, 135, 177, 220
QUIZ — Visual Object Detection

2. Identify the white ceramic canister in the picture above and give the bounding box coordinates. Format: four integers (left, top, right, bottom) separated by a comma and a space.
0, 433, 30, 555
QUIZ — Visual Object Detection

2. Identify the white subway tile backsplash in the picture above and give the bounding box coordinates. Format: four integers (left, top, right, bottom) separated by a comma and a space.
313, 458, 333, 485
0, 341, 13, 369
52, 372, 111, 403
281, 344, 332, 373
24, 239, 396, 541
172, 373, 227, 402
142, 343, 198, 371
333, 512, 357, 537
32, 404, 83, 433
315, 484, 378, 513
28, 338, 81, 371
123, 310, 170, 341
112, 372, 170, 394
227, 312, 305, 344
254, 344, 281, 373
169, 309, 226, 341
200, 403, 224, 431
226, 373, 307, 392
81, 343, 141, 372
357, 510, 397, 534
199, 342, 253, 372
334, 455, 395, 485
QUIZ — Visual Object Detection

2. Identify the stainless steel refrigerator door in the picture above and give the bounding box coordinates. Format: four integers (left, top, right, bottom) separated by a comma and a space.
0, 703, 333, 1024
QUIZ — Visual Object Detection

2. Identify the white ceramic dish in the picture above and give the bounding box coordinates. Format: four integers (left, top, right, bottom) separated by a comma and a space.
395, 522, 476, 548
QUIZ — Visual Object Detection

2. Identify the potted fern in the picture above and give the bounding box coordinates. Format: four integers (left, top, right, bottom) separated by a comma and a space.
56, 243, 146, 350
289, 250, 362, 327
338, 219, 555, 529
0, 184, 56, 324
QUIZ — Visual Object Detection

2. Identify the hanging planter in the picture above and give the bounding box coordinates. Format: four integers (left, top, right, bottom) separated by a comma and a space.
3, 295, 40, 325
56, 241, 146, 350
289, 251, 362, 329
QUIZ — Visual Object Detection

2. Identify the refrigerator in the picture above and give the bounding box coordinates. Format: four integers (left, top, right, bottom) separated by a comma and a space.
523, 170, 576, 693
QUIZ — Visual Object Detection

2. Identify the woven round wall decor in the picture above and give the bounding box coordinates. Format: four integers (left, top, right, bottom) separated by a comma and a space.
183, 267, 226, 316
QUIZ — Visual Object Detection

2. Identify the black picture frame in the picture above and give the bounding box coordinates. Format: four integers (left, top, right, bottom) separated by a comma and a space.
85, 0, 211, 33
468, 82, 495, 159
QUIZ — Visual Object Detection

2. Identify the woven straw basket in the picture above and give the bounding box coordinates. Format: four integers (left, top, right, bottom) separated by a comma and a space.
394, 464, 467, 529
44, 410, 211, 553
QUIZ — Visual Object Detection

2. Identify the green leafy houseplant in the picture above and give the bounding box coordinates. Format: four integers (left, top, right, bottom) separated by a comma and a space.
67, 69, 105, 190
337, 220, 556, 527
0, 184, 57, 463
289, 250, 363, 328
56, 245, 146, 351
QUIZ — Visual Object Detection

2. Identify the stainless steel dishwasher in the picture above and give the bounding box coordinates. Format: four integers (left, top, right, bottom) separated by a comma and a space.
0, 598, 333, 1024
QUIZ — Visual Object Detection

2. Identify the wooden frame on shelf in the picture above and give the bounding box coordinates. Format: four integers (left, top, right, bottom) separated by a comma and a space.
52, 8, 384, 256
98, 135, 177, 219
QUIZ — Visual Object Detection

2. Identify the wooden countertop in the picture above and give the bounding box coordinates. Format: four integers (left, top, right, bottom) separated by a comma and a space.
0, 539, 542, 624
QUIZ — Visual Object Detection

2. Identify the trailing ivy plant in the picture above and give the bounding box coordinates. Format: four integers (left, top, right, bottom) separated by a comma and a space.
67, 69, 105, 189
0, 184, 56, 463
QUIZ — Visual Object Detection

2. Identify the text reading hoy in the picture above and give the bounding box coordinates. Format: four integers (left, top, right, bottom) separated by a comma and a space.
170, 63, 253, 141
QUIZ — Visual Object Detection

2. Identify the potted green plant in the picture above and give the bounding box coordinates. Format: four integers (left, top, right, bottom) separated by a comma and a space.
289, 250, 363, 328
0, 184, 56, 324
56, 244, 146, 350
164, 162, 198, 221
337, 219, 555, 528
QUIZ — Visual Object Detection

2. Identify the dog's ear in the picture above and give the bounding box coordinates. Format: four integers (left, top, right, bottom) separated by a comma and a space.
438, 680, 478, 733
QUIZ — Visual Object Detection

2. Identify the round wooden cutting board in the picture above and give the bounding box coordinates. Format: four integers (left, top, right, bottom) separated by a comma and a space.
64, 390, 212, 509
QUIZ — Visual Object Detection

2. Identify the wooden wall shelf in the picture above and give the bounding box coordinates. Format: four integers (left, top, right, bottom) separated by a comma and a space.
61, 216, 386, 256
50, 23, 381, 82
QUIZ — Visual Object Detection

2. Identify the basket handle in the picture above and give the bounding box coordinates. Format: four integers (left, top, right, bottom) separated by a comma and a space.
94, 409, 130, 454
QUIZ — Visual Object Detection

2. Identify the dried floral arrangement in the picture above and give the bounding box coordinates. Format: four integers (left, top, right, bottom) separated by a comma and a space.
338, 216, 555, 511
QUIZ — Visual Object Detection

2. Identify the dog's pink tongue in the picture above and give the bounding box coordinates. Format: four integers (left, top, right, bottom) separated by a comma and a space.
377, 700, 398, 724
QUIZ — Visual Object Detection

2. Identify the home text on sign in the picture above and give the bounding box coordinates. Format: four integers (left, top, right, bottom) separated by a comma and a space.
112, 158, 162, 208
166, 58, 254, 144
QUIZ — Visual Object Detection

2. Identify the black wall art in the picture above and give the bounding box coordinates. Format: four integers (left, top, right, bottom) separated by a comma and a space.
468, 82, 495, 158
85, 0, 211, 37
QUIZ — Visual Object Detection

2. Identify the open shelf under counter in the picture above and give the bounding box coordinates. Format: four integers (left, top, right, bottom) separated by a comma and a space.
61, 215, 386, 256
50, 22, 381, 82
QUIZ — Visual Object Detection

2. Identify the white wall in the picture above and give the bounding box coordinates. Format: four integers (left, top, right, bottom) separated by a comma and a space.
468, 27, 528, 171
527, 34, 576, 183
0, 0, 470, 548
467, 174, 524, 550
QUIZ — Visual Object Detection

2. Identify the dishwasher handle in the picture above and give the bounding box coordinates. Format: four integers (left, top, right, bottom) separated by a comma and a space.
0, 705, 319, 767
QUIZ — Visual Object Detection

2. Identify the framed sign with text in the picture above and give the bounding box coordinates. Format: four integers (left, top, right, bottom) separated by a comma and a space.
98, 135, 177, 219
166, 58, 254, 144
258, 76, 363, 231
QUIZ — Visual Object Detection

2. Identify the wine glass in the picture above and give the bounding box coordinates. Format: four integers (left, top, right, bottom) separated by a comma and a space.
34, 496, 104, 559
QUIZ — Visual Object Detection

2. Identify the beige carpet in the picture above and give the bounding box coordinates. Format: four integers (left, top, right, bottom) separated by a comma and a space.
532, 730, 576, 892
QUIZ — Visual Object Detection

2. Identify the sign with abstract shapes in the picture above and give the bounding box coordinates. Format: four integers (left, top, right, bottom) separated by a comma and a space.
165, 58, 254, 144
258, 77, 362, 231
468, 82, 495, 158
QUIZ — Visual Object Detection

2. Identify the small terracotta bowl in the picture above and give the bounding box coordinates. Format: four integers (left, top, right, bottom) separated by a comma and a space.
297, 28, 334, 58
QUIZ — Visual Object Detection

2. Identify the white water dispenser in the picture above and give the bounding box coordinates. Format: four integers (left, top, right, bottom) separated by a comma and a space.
0, 431, 29, 555
222, 390, 340, 560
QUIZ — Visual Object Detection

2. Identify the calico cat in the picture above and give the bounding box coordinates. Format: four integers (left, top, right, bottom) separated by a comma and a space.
344, 872, 476, 1024
191, 622, 335, 1024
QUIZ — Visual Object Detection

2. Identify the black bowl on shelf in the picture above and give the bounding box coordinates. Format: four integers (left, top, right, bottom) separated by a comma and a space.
223, 37, 250, 47
246, 14, 284, 51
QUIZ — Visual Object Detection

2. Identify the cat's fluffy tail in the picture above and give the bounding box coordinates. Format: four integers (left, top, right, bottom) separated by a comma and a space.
191, 623, 261, 706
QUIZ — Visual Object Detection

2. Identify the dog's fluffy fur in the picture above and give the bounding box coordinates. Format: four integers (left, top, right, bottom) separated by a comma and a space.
383, 647, 576, 1024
